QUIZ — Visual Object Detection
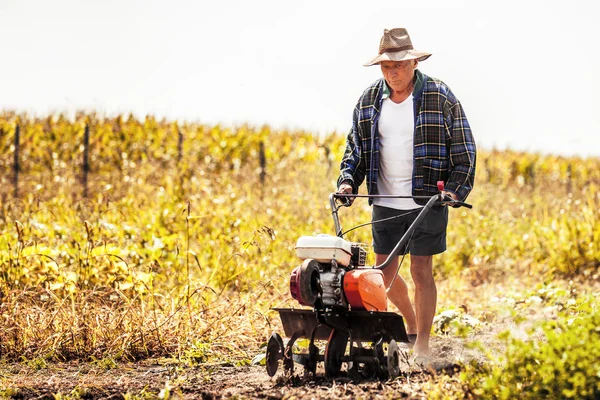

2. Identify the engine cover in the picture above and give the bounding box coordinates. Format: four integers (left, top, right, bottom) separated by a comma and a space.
343, 269, 387, 312
295, 235, 352, 267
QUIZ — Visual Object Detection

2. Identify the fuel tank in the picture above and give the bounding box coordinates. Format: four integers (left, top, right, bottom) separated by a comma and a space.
343, 269, 387, 312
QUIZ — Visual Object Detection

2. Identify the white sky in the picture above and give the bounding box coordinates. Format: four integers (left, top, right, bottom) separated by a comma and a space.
1, 0, 599, 156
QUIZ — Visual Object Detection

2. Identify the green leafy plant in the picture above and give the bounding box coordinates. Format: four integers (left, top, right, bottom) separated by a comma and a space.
460, 296, 600, 399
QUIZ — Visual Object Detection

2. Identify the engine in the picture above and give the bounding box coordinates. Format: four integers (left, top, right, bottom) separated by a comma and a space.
290, 235, 387, 312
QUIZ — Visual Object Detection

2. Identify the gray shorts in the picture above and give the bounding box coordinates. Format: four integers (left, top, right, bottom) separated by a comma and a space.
371, 205, 448, 257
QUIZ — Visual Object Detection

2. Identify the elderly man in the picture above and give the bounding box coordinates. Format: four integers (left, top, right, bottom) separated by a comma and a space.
337, 28, 476, 364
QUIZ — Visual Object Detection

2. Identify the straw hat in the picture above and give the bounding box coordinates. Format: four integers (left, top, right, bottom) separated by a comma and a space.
364, 28, 432, 66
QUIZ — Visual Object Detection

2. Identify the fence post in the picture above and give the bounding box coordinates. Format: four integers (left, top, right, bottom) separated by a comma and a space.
259, 141, 266, 185
566, 164, 572, 194
13, 125, 20, 197
322, 144, 331, 173
526, 163, 535, 190
83, 124, 90, 198
178, 129, 183, 163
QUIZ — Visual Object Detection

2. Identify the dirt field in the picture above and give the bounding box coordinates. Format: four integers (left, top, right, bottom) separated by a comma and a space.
0, 335, 488, 399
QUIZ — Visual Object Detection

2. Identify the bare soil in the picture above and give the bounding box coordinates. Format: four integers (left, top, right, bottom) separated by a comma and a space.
0, 335, 489, 399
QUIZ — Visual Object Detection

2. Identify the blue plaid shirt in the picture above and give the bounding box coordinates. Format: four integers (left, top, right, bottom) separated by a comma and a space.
338, 70, 476, 205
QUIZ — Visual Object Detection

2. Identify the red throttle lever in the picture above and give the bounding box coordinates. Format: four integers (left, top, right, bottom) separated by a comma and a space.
437, 181, 445, 192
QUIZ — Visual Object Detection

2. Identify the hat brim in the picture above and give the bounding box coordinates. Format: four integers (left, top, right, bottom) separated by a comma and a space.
363, 50, 432, 67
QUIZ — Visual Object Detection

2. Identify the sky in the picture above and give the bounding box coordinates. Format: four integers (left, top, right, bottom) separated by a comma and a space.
1, 0, 599, 157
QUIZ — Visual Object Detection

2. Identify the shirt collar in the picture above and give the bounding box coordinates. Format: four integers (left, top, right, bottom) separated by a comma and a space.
382, 80, 391, 99
413, 69, 425, 100
381, 69, 424, 100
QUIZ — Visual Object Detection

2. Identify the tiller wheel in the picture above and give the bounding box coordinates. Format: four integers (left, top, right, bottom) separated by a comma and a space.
265, 332, 284, 377
324, 328, 348, 378
387, 339, 401, 378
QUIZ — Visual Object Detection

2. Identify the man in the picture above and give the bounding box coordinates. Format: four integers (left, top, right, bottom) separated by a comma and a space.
337, 28, 476, 364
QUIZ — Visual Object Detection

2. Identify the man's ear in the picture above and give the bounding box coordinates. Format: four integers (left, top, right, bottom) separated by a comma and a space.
413, 60, 419, 69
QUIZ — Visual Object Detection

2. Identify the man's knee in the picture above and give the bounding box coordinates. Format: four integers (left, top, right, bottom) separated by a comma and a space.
376, 254, 399, 285
410, 255, 434, 285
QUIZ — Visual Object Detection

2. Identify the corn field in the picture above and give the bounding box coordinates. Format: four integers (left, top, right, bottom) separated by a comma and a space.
0, 112, 599, 367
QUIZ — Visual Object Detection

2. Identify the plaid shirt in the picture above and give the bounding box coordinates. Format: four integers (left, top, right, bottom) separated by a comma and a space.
338, 70, 476, 205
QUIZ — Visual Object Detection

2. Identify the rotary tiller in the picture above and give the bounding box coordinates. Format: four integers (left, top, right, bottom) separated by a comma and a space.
265, 183, 472, 379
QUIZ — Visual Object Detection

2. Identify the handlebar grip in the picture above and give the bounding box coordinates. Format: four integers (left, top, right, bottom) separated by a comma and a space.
454, 201, 473, 209
440, 194, 473, 209
339, 197, 352, 207
333, 193, 353, 206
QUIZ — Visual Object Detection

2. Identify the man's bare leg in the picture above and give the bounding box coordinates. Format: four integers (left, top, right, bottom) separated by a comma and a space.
410, 255, 436, 356
376, 254, 417, 335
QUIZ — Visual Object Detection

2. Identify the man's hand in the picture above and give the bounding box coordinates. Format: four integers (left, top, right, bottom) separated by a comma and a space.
441, 191, 459, 207
337, 182, 354, 206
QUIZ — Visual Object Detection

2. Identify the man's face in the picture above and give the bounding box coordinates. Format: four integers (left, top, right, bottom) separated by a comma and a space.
380, 60, 417, 93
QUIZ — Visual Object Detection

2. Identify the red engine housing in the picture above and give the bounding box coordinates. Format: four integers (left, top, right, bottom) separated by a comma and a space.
289, 260, 320, 307
289, 266, 308, 306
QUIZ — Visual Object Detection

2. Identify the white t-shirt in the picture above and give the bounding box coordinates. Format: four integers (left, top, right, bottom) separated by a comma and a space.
373, 95, 420, 210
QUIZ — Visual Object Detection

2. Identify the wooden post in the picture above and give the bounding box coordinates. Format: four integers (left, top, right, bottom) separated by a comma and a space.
323, 144, 331, 173
13, 125, 20, 198
566, 164, 572, 194
259, 141, 266, 185
83, 124, 90, 198
178, 129, 183, 162
525, 163, 535, 190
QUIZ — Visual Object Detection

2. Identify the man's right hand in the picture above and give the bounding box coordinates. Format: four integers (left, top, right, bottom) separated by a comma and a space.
337, 182, 354, 206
